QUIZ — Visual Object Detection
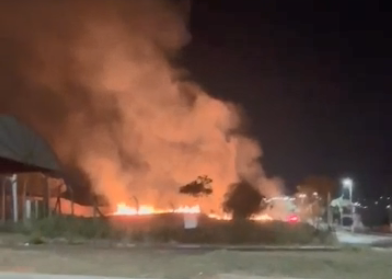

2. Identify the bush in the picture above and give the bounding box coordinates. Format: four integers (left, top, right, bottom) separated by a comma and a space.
27, 216, 116, 240
167, 218, 323, 245
16, 214, 335, 245
222, 181, 266, 220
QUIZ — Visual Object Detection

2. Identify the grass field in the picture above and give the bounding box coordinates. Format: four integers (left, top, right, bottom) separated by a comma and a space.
0, 239, 391, 279
0, 216, 388, 279
17, 215, 335, 246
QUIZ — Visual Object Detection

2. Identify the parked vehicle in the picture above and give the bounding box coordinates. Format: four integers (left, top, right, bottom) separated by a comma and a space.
262, 197, 300, 223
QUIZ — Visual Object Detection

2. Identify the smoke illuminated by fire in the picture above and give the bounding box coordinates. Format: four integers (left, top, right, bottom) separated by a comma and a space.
0, 0, 283, 213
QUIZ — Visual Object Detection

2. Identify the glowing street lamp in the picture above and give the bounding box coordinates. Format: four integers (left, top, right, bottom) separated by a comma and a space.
342, 177, 354, 233
342, 178, 353, 189
342, 178, 353, 202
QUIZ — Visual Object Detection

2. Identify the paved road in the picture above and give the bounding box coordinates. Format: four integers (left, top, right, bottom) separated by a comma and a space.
0, 273, 155, 279
335, 231, 392, 245
219, 275, 314, 279
0, 273, 309, 279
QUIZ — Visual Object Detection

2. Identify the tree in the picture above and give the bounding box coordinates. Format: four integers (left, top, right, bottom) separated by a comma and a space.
222, 180, 266, 220
179, 175, 213, 197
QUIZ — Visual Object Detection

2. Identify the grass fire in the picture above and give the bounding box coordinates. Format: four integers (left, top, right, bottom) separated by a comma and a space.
113, 204, 201, 216
108, 176, 285, 224
0, 0, 333, 247
0, 0, 283, 216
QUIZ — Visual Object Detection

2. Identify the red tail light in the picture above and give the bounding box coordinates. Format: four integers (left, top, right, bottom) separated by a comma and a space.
287, 214, 299, 223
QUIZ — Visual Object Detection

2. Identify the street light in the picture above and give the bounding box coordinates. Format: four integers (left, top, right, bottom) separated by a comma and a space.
342, 178, 354, 233
342, 178, 353, 190
342, 178, 354, 201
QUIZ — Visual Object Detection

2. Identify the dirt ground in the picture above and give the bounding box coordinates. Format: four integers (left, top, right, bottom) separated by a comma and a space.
0, 242, 391, 279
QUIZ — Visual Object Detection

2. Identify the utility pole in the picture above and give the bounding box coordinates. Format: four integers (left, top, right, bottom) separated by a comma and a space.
327, 192, 332, 226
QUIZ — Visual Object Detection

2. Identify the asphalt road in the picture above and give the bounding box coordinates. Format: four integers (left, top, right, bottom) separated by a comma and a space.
0, 273, 153, 279
0, 273, 302, 279
335, 231, 392, 245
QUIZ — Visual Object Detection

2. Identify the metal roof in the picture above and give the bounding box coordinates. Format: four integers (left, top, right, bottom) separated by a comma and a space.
0, 115, 61, 173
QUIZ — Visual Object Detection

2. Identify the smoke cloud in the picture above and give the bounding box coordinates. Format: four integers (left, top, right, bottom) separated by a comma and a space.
0, 0, 282, 212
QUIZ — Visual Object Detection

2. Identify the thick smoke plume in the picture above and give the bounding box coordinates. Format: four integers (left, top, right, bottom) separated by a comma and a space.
0, 0, 282, 212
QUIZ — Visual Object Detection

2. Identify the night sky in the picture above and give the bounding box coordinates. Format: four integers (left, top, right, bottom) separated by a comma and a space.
184, 1, 391, 197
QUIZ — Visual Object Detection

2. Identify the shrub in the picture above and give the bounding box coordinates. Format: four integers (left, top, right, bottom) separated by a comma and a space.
28, 216, 114, 239
28, 232, 46, 245
16, 214, 335, 246
222, 181, 266, 219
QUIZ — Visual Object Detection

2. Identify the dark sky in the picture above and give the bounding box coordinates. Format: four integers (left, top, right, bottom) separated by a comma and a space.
183, 1, 392, 197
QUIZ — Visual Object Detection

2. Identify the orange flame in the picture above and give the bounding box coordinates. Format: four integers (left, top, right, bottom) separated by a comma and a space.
251, 214, 274, 221
113, 203, 201, 215
113, 203, 274, 222
207, 212, 273, 221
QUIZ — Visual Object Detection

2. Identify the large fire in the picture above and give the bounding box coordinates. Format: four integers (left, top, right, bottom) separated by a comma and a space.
113, 203, 201, 216
112, 203, 274, 221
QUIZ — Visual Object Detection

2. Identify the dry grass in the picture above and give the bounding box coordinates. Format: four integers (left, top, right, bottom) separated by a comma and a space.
17, 215, 335, 245
0, 240, 391, 279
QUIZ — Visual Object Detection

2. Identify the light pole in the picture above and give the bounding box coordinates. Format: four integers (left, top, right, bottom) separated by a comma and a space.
342, 178, 353, 201
342, 178, 354, 233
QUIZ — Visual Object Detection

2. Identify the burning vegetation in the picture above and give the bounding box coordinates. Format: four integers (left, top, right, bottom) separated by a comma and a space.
108, 175, 276, 222
0, 0, 283, 218
0, 1, 338, 248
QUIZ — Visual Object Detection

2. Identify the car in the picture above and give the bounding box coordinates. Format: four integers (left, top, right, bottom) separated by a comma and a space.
262, 196, 300, 223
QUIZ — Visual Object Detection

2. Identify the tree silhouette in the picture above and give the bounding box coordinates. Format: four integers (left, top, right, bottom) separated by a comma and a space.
179, 175, 213, 197
222, 180, 266, 220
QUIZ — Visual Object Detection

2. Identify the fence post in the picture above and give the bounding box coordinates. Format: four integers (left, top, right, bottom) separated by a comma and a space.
34, 200, 39, 219
11, 174, 18, 223
22, 177, 27, 221
327, 192, 332, 226
24, 199, 32, 228
71, 188, 75, 216
1, 178, 6, 223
